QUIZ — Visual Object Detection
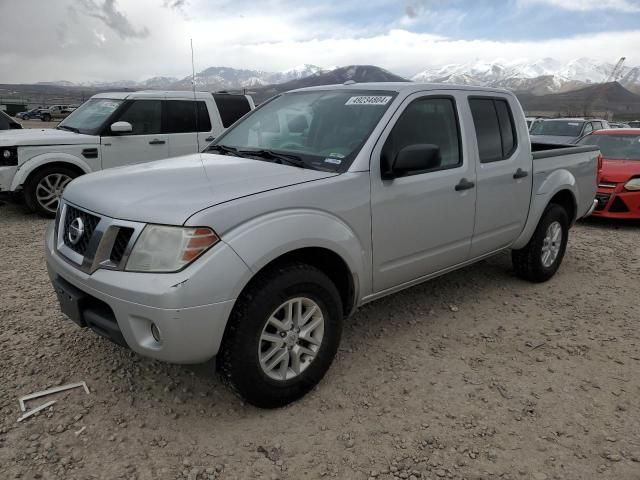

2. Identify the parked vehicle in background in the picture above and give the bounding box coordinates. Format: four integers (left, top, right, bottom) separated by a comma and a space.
15, 107, 43, 120
577, 129, 640, 218
45, 83, 599, 408
39, 105, 77, 122
0, 110, 23, 130
609, 122, 631, 129
525, 116, 543, 131
0, 91, 254, 216
627, 120, 640, 128
530, 118, 609, 144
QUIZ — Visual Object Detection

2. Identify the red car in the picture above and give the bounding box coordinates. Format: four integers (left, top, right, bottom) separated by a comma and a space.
577, 129, 640, 219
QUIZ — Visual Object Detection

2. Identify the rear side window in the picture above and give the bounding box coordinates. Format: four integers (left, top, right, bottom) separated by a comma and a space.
469, 97, 518, 163
213, 94, 251, 128
382, 97, 461, 173
165, 101, 212, 133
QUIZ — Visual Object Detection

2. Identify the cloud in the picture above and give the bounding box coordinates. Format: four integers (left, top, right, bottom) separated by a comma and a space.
522, 0, 640, 12
77, 0, 150, 39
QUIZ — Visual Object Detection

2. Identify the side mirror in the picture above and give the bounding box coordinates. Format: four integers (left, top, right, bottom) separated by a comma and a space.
110, 121, 132, 133
385, 144, 441, 178
288, 115, 309, 133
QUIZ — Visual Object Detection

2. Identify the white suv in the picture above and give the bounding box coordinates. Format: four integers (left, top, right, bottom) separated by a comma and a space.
0, 90, 254, 216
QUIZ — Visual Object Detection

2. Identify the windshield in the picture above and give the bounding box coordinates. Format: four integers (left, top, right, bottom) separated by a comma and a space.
578, 134, 640, 161
58, 98, 123, 134
530, 120, 583, 137
208, 90, 397, 171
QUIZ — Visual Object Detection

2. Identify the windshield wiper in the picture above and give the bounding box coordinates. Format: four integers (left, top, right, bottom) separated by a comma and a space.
205, 144, 243, 157
238, 149, 309, 169
57, 125, 79, 133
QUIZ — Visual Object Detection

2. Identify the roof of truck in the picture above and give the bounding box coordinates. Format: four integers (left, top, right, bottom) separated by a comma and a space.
288, 82, 516, 96
91, 90, 217, 100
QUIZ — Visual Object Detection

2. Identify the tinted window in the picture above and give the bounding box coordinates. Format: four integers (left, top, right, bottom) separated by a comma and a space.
115, 100, 161, 135
495, 100, 517, 158
382, 97, 461, 173
530, 120, 584, 137
0, 111, 10, 130
583, 123, 593, 135
213, 94, 251, 128
165, 100, 211, 133
469, 98, 502, 163
577, 134, 640, 161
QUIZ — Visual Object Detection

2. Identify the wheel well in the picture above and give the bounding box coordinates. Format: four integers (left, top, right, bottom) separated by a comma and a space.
549, 190, 576, 223
22, 162, 85, 189
248, 247, 356, 317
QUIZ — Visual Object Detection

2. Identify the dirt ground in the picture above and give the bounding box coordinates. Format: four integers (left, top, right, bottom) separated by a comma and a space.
0, 199, 639, 480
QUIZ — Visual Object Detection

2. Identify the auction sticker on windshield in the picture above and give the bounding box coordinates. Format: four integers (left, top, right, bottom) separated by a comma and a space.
345, 96, 392, 106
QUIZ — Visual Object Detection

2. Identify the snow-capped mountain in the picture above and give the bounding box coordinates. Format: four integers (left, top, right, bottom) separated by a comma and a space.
412, 57, 640, 94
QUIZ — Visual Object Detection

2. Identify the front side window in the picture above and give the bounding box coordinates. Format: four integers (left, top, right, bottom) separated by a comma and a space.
58, 98, 123, 134
381, 97, 461, 173
114, 100, 161, 135
165, 100, 212, 133
211, 90, 397, 171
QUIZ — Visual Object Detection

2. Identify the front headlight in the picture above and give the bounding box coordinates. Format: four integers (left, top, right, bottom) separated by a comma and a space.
624, 178, 640, 191
0, 147, 18, 166
126, 225, 219, 273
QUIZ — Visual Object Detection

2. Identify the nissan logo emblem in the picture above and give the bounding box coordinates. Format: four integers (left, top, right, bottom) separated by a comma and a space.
67, 217, 85, 245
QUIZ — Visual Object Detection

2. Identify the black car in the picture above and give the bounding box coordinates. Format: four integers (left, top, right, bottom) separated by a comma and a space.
0, 110, 23, 130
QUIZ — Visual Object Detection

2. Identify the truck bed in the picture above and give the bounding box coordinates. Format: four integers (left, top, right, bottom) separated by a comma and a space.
531, 142, 599, 160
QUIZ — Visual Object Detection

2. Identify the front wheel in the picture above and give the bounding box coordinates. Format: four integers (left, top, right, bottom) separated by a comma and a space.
24, 166, 79, 217
217, 263, 343, 408
512, 204, 569, 282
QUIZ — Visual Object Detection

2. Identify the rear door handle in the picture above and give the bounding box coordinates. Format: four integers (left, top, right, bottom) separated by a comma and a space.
513, 168, 529, 179
205, 136, 215, 142
149, 139, 165, 145
455, 178, 475, 191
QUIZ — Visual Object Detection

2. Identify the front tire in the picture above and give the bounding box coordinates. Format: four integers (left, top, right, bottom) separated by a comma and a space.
512, 204, 569, 282
217, 262, 343, 408
24, 166, 78, 217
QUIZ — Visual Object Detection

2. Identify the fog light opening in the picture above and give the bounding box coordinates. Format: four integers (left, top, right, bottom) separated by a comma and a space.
151, 323, 162, 342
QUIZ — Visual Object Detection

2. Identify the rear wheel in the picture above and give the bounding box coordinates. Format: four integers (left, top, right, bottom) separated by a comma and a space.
512, 204, 569, 282
217, 262, 343, 408
24, 166, 78, 217
41, 113, 51, 122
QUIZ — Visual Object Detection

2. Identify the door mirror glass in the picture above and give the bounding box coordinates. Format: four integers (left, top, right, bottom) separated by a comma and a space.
391, 144, 441, 177
287, 114, 309, 133
110, 121, 133, 133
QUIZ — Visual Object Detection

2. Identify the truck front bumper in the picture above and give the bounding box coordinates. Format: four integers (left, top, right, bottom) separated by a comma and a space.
45, 222, 247, 364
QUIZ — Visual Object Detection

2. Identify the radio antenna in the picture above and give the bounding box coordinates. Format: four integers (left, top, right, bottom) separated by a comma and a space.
191, 38, 200, 152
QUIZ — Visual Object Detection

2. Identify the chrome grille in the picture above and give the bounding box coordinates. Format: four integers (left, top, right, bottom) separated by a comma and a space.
62, 206, 100, 255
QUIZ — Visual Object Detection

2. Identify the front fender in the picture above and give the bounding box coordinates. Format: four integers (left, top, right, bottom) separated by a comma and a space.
11, 152, 93, 190
511, 169, 578, 250
221, 208, 369, 304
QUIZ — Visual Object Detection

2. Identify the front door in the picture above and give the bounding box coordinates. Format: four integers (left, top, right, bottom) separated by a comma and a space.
100, 99, 168, 169
371, 93, 477, 293
467, 96, 532, 257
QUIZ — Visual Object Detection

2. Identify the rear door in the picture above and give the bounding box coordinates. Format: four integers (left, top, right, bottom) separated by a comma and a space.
371, 92, 476, 292
467, 95, 532, 258
165, 100, 218, 157
100, 99, 168, 168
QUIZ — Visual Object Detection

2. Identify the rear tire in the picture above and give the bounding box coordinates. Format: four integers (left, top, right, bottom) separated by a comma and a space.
217, 262, 343, 408
512, 204, 569, 283
41, 113, 51, 122
24, 165, 79, 217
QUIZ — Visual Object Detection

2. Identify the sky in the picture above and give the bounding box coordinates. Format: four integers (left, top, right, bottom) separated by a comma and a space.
0, 0, 639, 83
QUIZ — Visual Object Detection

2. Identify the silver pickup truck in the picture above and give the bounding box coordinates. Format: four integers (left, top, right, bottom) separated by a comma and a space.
45, 83, 599, 408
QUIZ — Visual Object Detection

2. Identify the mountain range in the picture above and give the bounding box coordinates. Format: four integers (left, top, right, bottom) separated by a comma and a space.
36, 58, 640, 96
412, 57, 640, 95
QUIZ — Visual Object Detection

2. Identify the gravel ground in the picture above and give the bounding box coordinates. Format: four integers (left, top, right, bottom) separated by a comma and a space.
1, 199, 639, 480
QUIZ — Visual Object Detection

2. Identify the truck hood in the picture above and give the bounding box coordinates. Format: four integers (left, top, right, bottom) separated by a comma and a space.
600, 159, 640, 183
0, 128, 98, 147
530, 134, 578, 145
63, 153, 338, 224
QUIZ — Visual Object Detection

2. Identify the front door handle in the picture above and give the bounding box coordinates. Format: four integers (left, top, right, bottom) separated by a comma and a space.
205, 136, 215, 142
149, 139, 166, 145
455, 178, 475, 191
513, 168, 529, 179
